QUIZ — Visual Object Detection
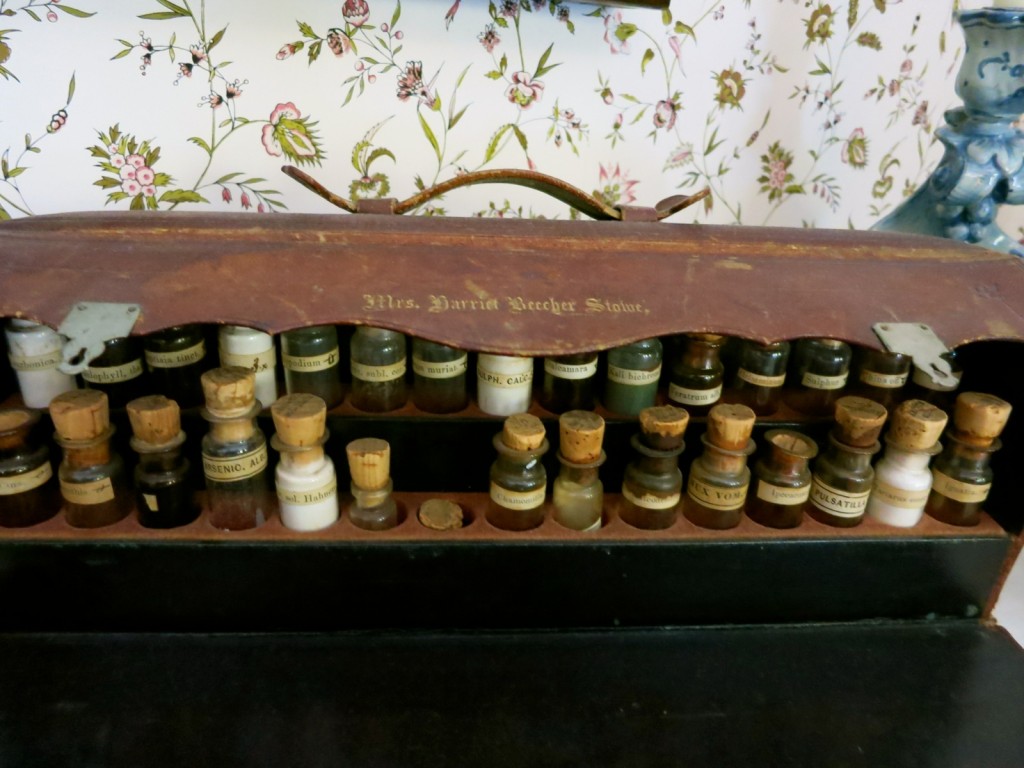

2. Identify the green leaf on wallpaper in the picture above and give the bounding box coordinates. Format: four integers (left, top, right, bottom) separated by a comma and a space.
785, 185, 805, 195
847, 0, 859, 29
810, 56, 830, 76
24, 134, 31, 149
856, 32, 881, 50
449, 106, 468, 130
188, 136, 212, 155
391, 0, 402, 30
485, 124, 513, 164
55, 5, 95, 19
308, 40, 321, 64
208, 26, 228, 52
641, 48, 654, 75
139, 12, 188, 22
615, 23, 638, 43
418, 112, 441, 160
662, 8, 672, 26
499, 54, 507, 74
298, 21, 317, 39
705, 127, 723, 156
159, 190, 207, 204
214, 173, 243, 184
129, 194, 145, 211
94, 178, 122, 189
939, 30, 946, 54
674, 22, 694, 40
512, 125, 528, 153
22, 9, 39, 22
155, 0, 189, 13
873, 0, 886, 12
67, 74, 76, 104
535, 44, 558, 78
484, 70, 502, 80
495, 17, 508, 29
111, 47, 134, 61
0, 203, 9, 222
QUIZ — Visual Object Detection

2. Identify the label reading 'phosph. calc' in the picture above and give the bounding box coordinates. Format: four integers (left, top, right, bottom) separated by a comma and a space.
756, 481, 810, 506
809, 477, 870, 518
220, 348, 277, 374
622, 485, 680, 510
413, 354, 468, 380
737, 369, 786, 388
60, 476, 115, 505
278, 477, 338, 506
544, 358, 598, 380
801, 371, 848, 390
350, 360, 406, 383
8, 348, 62, 372
607, 365, 661, 387
859, 369, 909, 389
0, 462, 53, 496
145, 341, 206, 369
871, 479, 930, 509
490, 483, 545, 510
477, 366, 533, 389
282, 347, 340, 373
930, 470, 991, 505
669, 383, 723, 406
202, 445, 269, 482
82, 358, 144, 385
687, 476, 748, 511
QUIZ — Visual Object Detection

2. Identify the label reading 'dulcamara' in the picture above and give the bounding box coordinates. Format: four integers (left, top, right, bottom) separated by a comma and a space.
930, 471, 991, 505
350, 360, 406, 383
477, 366, 533, 389
82, 358, 144, 385
737, 369, 786, 388
801, 371, 848, 390
282, 347, 340, 373
669, 383, 723, 406
8, 348, 62, 372
413, 354, 468, 380
145, 341, 206, 369
544, 358, 598, 380
756, 480, 810, 506
687, 476, 748, 511
607, 365, 661, 387
202, 445, 269, 482
871, 479, 929, 509
622, 485, 680, 510
220, 348, 276, 374
278, 477, 338, 506
490, 483, 545, 510
0, 462, 53, 496
859, 369, 909, 389
809, 477, 870, 518
60, 476, 115, 505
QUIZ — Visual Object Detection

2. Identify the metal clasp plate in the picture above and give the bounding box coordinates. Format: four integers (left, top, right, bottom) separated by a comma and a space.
872, 322, 957, 389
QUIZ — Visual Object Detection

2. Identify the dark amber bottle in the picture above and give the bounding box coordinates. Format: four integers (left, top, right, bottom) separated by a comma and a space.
786, 339, 851, 417
144, 324, 208, 408
619, 406, 688, 530
281, 325, 345, 409
350, 327, 407, 412
412, 338, 468, 414
487, 414, 549, 531
541, 352, 598, 413
668, 334, 725, 416
81, 336, 146, 408
727, 340, 789, 416
603, 339, 663, 417
851, 348, 911, 411
905, 352, 962, 415
128, 395, 198, 529
684, 404, 756, 530
0, 408, 59, 528
746, 429, 817, 529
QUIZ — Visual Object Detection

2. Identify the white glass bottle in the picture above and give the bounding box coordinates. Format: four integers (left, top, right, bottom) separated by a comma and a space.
5, 319, 76, 408
219, 325, 278, 409
271, 394, 338, 532
477, 353, 533, 416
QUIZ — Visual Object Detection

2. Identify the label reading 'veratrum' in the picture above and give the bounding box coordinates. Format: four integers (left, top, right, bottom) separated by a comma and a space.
202, 445, 269, 482
0, 462, 53, 496
145, 341, 206, 369
60, 477, 115, 505
413, 355, 468, 380
737, 368, 786, 388
278, 477, 338, 506
687, 476, 748, 511
859, 369, 909, 389
490, 483, 545, 510
8, 348, 62, 372
220, 348, 276, 374
350, 360, 406, 383
871, 479, 930, 509
930, 471, 991, 504
282, 347, 340, 373
607, 365, 661, 386
756, 480, 810, 506
82, 358, 144, 385
622, 485, 680, 510
544, 358, 598, 380
669, 383, 723, 406
809, 477, 870, 518
477, 367, 533, 389
801, 371, 848, 390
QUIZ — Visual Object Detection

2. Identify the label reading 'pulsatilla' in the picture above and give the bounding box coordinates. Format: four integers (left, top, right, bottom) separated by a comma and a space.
669, 383, 723, 406
145, 341, 206, 369
0, 462, 52, 496
687, 476, 748, 511
282, 348, 340, 372
490, 483, 545, 510
477, 366, 533, 389
755, 481, 810, 506
737, 369, 786, 388
859, 370, 909, 389
801, 371, 848, 390
622, 485, 680, 510
607, 365, 661, 386
870, 479, 929, 509
809, 477, 870, 518
8, 348, 62, 372
350, 360, 406, 383
544, 358, 598, 380
202, 445, 269, 482
413, 355, 468, 380
60, 476, 115, 505
930, 471, 991, 504
82, 358, 144, 384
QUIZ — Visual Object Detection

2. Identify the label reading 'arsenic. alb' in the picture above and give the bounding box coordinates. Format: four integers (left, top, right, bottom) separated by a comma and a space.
413, 355, 468, 380
687, 476, 748, 511
0, 462, 52, 496
669, 383, 722, 406
809, 477, 870, 518
801, 371, 848, 390
490, 483, 545, 510
8, 348, 62, 372
930, 471, 991, 505
203, 445, 269, 482
279, 477, 338, 506
60, 477, 115, 505
859, 370, 909, 389
82, 358, 144, 384
145, 341, 206, 369
756, 481, 810, 506
544, 358, 597, 380
282, 347, 340, 373
607, 365, 661, 387
622, 485, 680, 510
350, 360, 406, 383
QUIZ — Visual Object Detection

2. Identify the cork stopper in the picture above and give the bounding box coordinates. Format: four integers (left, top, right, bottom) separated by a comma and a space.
271, 394, 327, 447
50, 389, 109, 441
952, 392, 1012, 446
501, 413, 546, 451
887, 399, 948, 451
417, 499, 464, 531
559, 410, 605, 463
0, 408, 36, 450
834, 396, 888, 448
126, 395, 181, 446
707, 403, 756, 451
201, 366, 256, 417
346, 437, 391, 490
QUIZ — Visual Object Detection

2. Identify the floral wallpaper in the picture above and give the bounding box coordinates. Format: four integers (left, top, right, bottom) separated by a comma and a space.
0, 0, 1007, 231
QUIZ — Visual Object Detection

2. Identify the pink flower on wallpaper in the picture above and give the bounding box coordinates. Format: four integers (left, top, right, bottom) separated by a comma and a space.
343, 0, 370, 28
479, 24, 500, 53
241, 191, 252, 209
604, 12, 630, 55
119, 164, 136, 181
261, 102, 324, 166
222, 187, 232, 203
396, 61, 438, 108
111, 153, 126, 168
277, 44, 297, 60
595, 163, 638, 207
127, 153, 146, 168
668, 36, 684, 70
653, 99, 677, 131
135, 166, 156, 185
327, 30, 351, 57
122, 179, 141, 195
505, 71, 544, 110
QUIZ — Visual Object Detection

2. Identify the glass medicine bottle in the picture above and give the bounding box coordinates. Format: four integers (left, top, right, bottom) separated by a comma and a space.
668, 334, 725, 416
487, 413, 549, 531
926, 392, 1012, 527
807, 396, 887, 528
280, 325, 344, 408
5, 319, 76, 409
684, 404, 756, 530
852, 348, 911, 411
905, 352, 962, 415
541, 352, 598, 413
350, 327, 407, 412
0, 408, 59, 528
477, 354, 534, 416
50, 390, 133, 528
219, 326, 278, 410
127, 395, 198, 529
412, 338, 468, 414
200, 367, 272, 531
346, 437, 399, 530
728, 340, 789, 416
144, 324, 208, 408
552, 410, 606, 532
746, 429, 818, 529
786, 339, 852, 417
81, 336, 146, 408
272, 394, 339, 532
619, 405, 689, 530
867, 399, 947, 528
603, 338, 663, 417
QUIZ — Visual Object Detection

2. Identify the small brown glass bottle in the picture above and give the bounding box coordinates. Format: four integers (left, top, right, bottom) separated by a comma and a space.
50, 390, 133, 528
619, 406, 689, 530
144, 324, 208, 408
346, 437, 399, 531
281, 325, 345, 408
786, 339, 852, 417
0, 408, 59, 527
81, 336, 146, 408
412, 338, 468, 414
127, 395, 198, 529
541, 352, 598, 413
487, 413, 549, 531
684, 404, 756, 530
746, 429, 818, 529
727, 340, 789, 416
668, 334, 725, 416
926, 392, 1012, 527
552, 411, 606, 532
851, 348, 911, 411
350, 327, 407, 412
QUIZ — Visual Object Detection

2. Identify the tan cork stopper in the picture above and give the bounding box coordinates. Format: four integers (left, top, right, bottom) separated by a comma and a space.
559, 410, 605, 463
639, 405, 690, 440
50, 389, 109, 441
953, 392, 1012, 446
0, 409, 35, 450
417, 499, 464, 531
707, 403, 756, 451
501, 413, 546, 451
688, 333, 726, 343
271, 394, 327, 447
834, 396, 888, 448
126, 395, 181, 446
202, 366, 256, 417
346, 437, 390, 490
888, 399, 948, 451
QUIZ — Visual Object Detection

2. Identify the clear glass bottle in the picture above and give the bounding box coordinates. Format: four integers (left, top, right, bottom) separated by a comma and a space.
541, 352, 598, 413
746, 429, 817, 529
786, 339, 852, 417
852, 348, 911, 411
5, 319, 77, 409
0, 408, 59, 528
144, 324, 208, 408
476, 354, 534, 416
346, 437, 399, 530
127, 395, 198, 529
603, 338, 663, 417
684, 404, 756, 530
668, 334, 725, 416
728, 340, 789, 416
552, 410, 605, 531
272, 394, 339, 532
487, 413, 549, 531
81, 336, 146, 408
219, 326, 278, 410
350, 327, 407, 412
280, 325, 344, 408
412, 338, 468, 414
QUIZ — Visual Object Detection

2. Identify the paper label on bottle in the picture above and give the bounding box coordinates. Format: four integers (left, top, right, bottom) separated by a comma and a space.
145, 341, 206, 369
755, 480, 810, 506
930, 470, 991, 504
143, 493, 159, 512
350, 360, 406, 383
8, 348, 62, 372
489, 483, 545, 511
202, 445, 269, 482
477, 366, 533, 389
668, 383, 723, 406
413, 354, 468, 380
60, 476, 115, 505
82, 358, 144, 384
859, 369, 909, 389
544, 358, 597, 380
220, 347, 276, 374
687, 475, 748, 511
282, 347, 340, 372
801, 371, 848, 390
809, 477, 871, 518
871, 479, 930, 509
737, 368, 786, 388
607, 365, 661, 386
622, 485, 680, 510
0, 462, 52, 496
278, 477, 338, 506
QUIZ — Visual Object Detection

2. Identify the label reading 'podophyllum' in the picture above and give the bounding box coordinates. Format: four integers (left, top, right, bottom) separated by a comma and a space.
220, 348, 276, 374
622, 485, 680, 510
756, 480, 811, 506
0, 462, 52, 496
60, 476, 115, 505
282, 347, 340, 373
350, 360, 406, 383
8, 348, 62, 372
687, 476, 748, 511
859, 370, 909, 389
871, 479, 930, 509
607, 365, 661, 386
737, 368, 786, 388
413, 354, 468, 379
809, 477, 870, 518
669, 383, 723, 406
490, 483, 545, 510
801, 371, 848, 390
278, 477, 338, 506
930, 471, 991, 505
82, 358, 144, 385
544, 358, 598, 380
145, 341, 206, 369
202, 445, 269, 482
477, 366, 533, 389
